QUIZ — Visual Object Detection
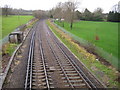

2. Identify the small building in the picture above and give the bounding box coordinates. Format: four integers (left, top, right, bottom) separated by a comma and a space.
9, 31, 23, 44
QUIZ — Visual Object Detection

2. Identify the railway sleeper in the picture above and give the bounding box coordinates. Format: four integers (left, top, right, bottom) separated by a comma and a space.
61, 77, 67, 80
63, 83, 86, 88
32, 82, 45, 86
56, 68, 63, 71
32, 75, 45, 79
66, 73, 78, 76
33, 70, 44, 72
65, 71, 76, 73
61, 76, 81, 80
48, 78, 52, 81
64, 69, 75, 71
64, 84, 70, 87
60, 74, 64, 76
63, 66, 73, 68
32, 65, 44, 68
32, 72, 44, 75
50, 86, 55, 88
63, 80, 83, 83
32, 79, 46, 82
73, 83, 86, 87
60, 73, 78, 76
32, 86, 48, 89
62, 63, 72, 65
69, 77, 81, 79
47, 72, 54, 75
32, 67, 44, 70
33, 62, 43, 65
48, 75, 52, 78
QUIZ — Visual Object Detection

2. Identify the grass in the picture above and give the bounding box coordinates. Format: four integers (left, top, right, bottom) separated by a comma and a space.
47, 20, 120, 88
2, 15, 34, 39
2, 43, 18, 56
55, 21, 119, 59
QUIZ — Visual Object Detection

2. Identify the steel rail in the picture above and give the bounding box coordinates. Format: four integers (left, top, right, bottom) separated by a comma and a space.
46, 37, 74, 88
38, 30, 50, 89
48, 24, 106, 88
25, 30, 35, 89
30, 31, 35, 89
47, 28, 98, 89
53, 36, 96, 88
54, 39, 97, 88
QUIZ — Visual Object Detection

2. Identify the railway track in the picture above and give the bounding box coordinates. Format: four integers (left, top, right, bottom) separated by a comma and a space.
24, 20, 105, 89
46, 34, 91, 88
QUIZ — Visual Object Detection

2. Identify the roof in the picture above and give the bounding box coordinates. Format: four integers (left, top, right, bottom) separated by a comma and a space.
9, 31, 23, 35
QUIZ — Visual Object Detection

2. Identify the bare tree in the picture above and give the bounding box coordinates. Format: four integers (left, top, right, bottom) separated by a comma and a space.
82, 8, 92, 20
2, 5, 11, 16
74, 10, 81, 20
49, 8, 55, 18
53, 2, 64, 20
50, 0, 79, 29
63, 0, 79, 29
93, 8, 103, 21
33, 10, 47, 19
118, 1, 120, 13
94, 8, 103, 14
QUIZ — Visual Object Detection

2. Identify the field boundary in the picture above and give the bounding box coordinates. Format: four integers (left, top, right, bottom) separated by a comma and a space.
53, 22, 118, 69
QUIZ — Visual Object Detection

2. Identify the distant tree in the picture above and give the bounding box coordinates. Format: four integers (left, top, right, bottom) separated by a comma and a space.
107, 11, 114, 21
93, 8, 103, 21
107, 11, 120, 22
82, 8, 92, 20
33, 10, 47, 19
48, 8, 55, 18
54, 2, 63, 20
75, 10, 81, 20
64, 1, 79, 29
107, 1, 120, 22
50, 15, 53, 18
2, 5, 11, 16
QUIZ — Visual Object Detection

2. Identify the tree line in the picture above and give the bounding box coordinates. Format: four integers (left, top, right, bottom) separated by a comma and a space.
75, 8, 105, 21
2, 1, 119, 27
1, 5, 33, 16
107, 11, 120, 22
48, 1, 79, 29
48, 1, 106, 29
48, 1, 120, 25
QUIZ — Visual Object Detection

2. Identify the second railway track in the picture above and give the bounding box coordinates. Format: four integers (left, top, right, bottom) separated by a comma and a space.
24, 20, 105, 89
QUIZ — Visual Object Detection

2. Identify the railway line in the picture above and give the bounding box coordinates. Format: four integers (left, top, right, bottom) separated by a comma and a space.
24, 20, 105, 89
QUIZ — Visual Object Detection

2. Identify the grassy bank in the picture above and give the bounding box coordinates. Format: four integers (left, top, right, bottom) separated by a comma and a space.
55, 21, 119, 59
2, 18, 38, 73
47, 20, 119, 88
2, 15, 34, 39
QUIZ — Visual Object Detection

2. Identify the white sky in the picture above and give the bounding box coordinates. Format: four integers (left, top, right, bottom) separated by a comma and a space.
0, 0, 119, 13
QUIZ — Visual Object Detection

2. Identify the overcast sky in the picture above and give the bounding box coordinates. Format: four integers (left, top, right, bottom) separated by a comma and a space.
0, 0, 119, 13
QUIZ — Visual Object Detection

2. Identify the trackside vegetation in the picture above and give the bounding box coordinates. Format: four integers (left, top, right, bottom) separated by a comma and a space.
46, 19, 120, 88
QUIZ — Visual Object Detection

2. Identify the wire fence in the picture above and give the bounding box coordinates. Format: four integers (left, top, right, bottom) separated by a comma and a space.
0, 10, 2, 74
53, 22, 119, 70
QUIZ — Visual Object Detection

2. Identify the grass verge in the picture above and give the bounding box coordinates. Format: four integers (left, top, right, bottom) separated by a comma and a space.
46, 19, 120, 88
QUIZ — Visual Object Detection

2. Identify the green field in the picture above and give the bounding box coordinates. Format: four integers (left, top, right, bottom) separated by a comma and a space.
55, 21, 119, 59
2, 15, 34, 39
